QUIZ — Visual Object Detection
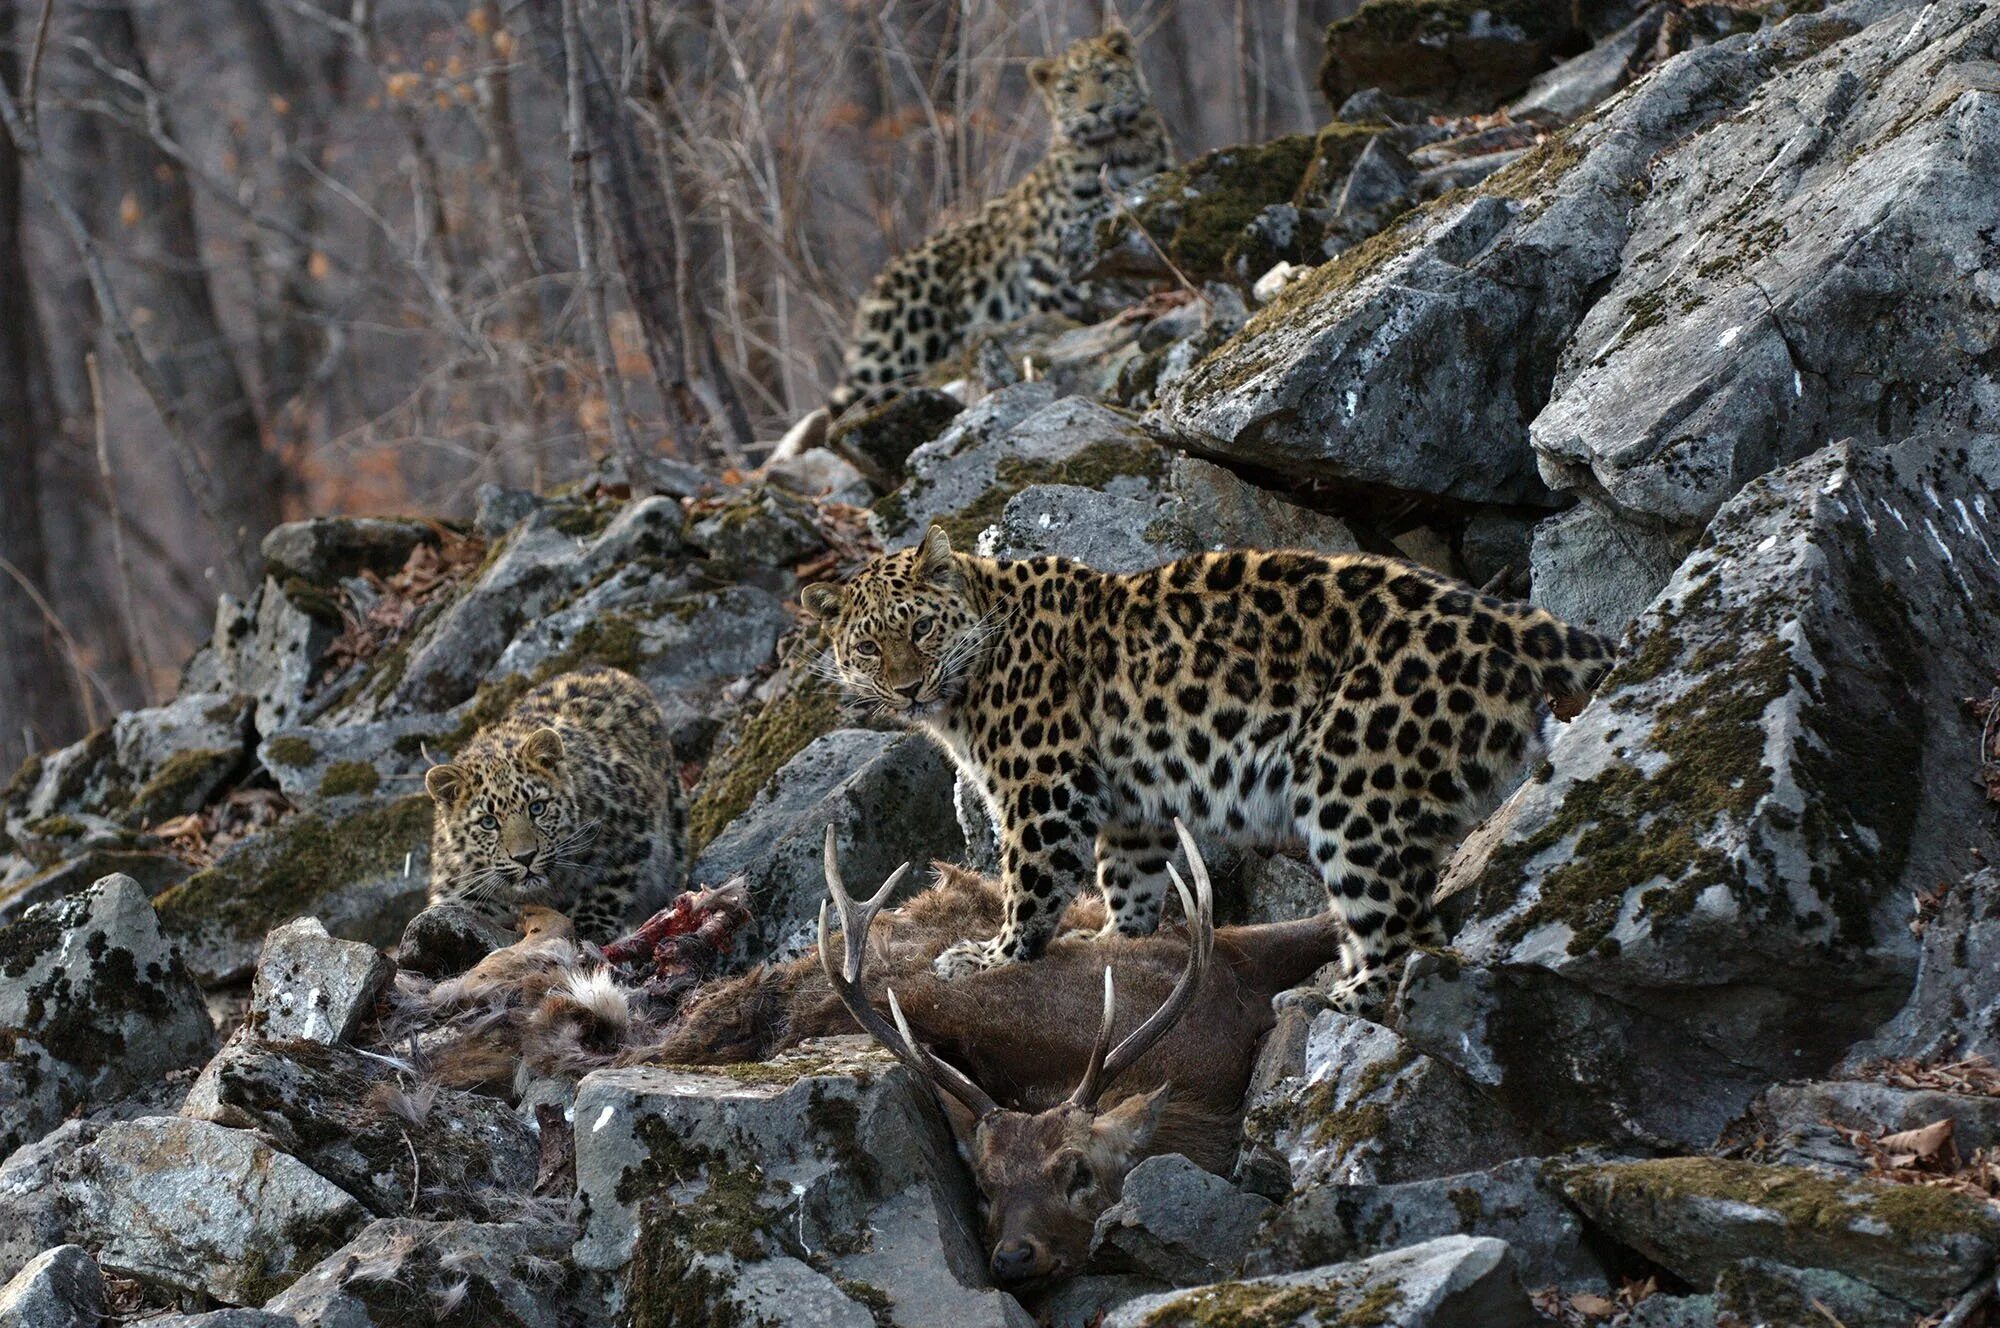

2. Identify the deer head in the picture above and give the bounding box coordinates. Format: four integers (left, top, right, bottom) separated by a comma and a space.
817, 822, 1213, 1286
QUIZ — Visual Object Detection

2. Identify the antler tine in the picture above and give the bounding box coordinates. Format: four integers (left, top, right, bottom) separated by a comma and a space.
887, 987, 1000, 1120
821, 824, 907, 983
1079, 818, 1215, 1105
816, 827, 999, 1121
1066, 967, 1118, 1108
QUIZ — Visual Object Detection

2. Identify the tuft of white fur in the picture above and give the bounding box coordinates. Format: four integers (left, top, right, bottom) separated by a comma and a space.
557, 968, 631, 1030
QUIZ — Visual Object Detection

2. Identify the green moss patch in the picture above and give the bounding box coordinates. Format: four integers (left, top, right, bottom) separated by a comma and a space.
154, 796, 431, 945
264, 736, 317, 768
620, 1115, 786, 1328
317, 761, 381, 798
1565, 1157, 2000, 1247
1141, 1275, 1405, 1327
1100, 134, 1324, 283
128, 747, 240, 826
1480, 616, 1795, 955
687, 671, 842, 853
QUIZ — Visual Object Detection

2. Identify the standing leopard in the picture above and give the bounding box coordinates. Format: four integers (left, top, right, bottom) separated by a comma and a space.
830, 27, 1171, 414
425, 666, 686, 941
804, 529, 1616, 1014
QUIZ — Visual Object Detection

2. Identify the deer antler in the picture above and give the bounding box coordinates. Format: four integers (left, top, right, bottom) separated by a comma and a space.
1068, 818, 1214, 1109
817, 826, 1000, 1121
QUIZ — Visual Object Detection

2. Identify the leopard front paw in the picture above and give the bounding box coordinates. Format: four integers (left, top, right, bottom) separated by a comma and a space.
932, 937, 1007, 979
1272, 984, 1334, 1017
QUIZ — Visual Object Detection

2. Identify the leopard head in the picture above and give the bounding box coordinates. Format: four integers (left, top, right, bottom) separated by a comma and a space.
1029, 27, 1152, 149
803, 526, 992, 722
425, 727, 591, 907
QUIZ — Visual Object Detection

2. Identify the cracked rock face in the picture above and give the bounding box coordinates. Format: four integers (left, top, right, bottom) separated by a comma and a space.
1104, 1234, 1538, 1328
1532, 1, 2000, 534
574, 1038, 1029, 1327
0, 874, 215, 1156
1409, 434, 2000, 1148
60, 1116, 364, 1304
265, 1217, 574, 1328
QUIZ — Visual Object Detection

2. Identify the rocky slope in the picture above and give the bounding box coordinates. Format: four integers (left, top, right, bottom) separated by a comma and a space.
2, 0, 1998, 1324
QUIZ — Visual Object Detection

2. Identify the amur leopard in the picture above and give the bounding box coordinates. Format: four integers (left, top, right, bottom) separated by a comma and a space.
425, 666, 687, 941
831, 27, 1171, 414
805, 528, 1615, 1013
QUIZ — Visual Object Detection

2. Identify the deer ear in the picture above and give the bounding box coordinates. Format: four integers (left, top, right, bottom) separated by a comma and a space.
916, 525, 957, 584
937, 1095, 982, 1168
1028, 57, 1057, 89
425, 764, 468, 806
520, 727, 565, 773
1093, 1085, 1170, 1156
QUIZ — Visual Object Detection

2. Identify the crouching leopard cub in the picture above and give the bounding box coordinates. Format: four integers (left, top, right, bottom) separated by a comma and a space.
425, 666, 686, 941
804, 529, 1615, 1014
830, 27, 1171, 413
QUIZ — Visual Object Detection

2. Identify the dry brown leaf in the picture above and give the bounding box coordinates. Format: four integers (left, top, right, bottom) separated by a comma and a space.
1879, 1117, 1957, 1165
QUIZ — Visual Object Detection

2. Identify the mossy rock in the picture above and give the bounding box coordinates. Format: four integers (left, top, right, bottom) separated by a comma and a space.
1557, 1158, 2000, 1305
1320, 0, 1586, 111
828, 389, 964, 489
1097, 134, 1330, 285
687, 667, 844, 855
126, 746, 242, 827
154, 796, 432, 985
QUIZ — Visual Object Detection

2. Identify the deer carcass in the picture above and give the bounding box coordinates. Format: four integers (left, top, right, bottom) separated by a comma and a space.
818, 821, 1338, 1287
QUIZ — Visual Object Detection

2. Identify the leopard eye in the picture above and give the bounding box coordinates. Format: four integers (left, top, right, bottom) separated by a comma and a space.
913, 615, 937, 641
529, 800, 547, 817
853, 639, 880, 658
478, 813, 498, 831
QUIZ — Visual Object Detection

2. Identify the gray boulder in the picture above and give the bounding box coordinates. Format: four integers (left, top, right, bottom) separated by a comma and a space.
1529, 501, 1694, 636
61, 1116, 364, 1304
1234, 1011, 1533, 1194
256, 716, 439, 817
1556, 1157, 2000, 1306
691, 730, 963, 963
0, 1246, 103, 1328
394, 902, 513, 979
0, 874, 214, 1154
1849, 868, 2000, 1065
1748, 1077, 2000, 1169
5, 690, 250, 828
573, 1038, 1030, 1327
248, 918, 394, 1044
261, 517, 437, 585
1533, 2, 2000, 534
265, 1218, 573, 1328
1089, 1154, 1273, 1286
1715, 1258, 1919, 1328
1248, 1157, 1605, 1290
1104, 1235, 1536, 1328
152, 797, 431, 986
1154, 5, 1877, 509
875, 388, 1168, 551
1408, 435, 2000, 1148
181, 1036, 535, 1219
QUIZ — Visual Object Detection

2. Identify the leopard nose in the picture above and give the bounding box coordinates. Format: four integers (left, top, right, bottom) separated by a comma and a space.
1084, 100, 1105, 114
511, 849, 537, 867
897, 680, 923, 702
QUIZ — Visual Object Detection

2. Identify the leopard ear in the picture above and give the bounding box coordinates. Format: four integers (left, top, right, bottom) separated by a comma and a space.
1028, 56, 1057, 89
520, 727, 565, 773
1100, 26, 1133, 58
916, 525, 956, 584
425, 764, 468, 806
800, 583, 846, 621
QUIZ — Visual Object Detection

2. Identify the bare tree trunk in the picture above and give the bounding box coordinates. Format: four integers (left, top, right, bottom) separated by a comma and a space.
219, 0, 326, 424
520, 0, 752, 463
0, 10, 86, 770
70, 0, 287, 576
